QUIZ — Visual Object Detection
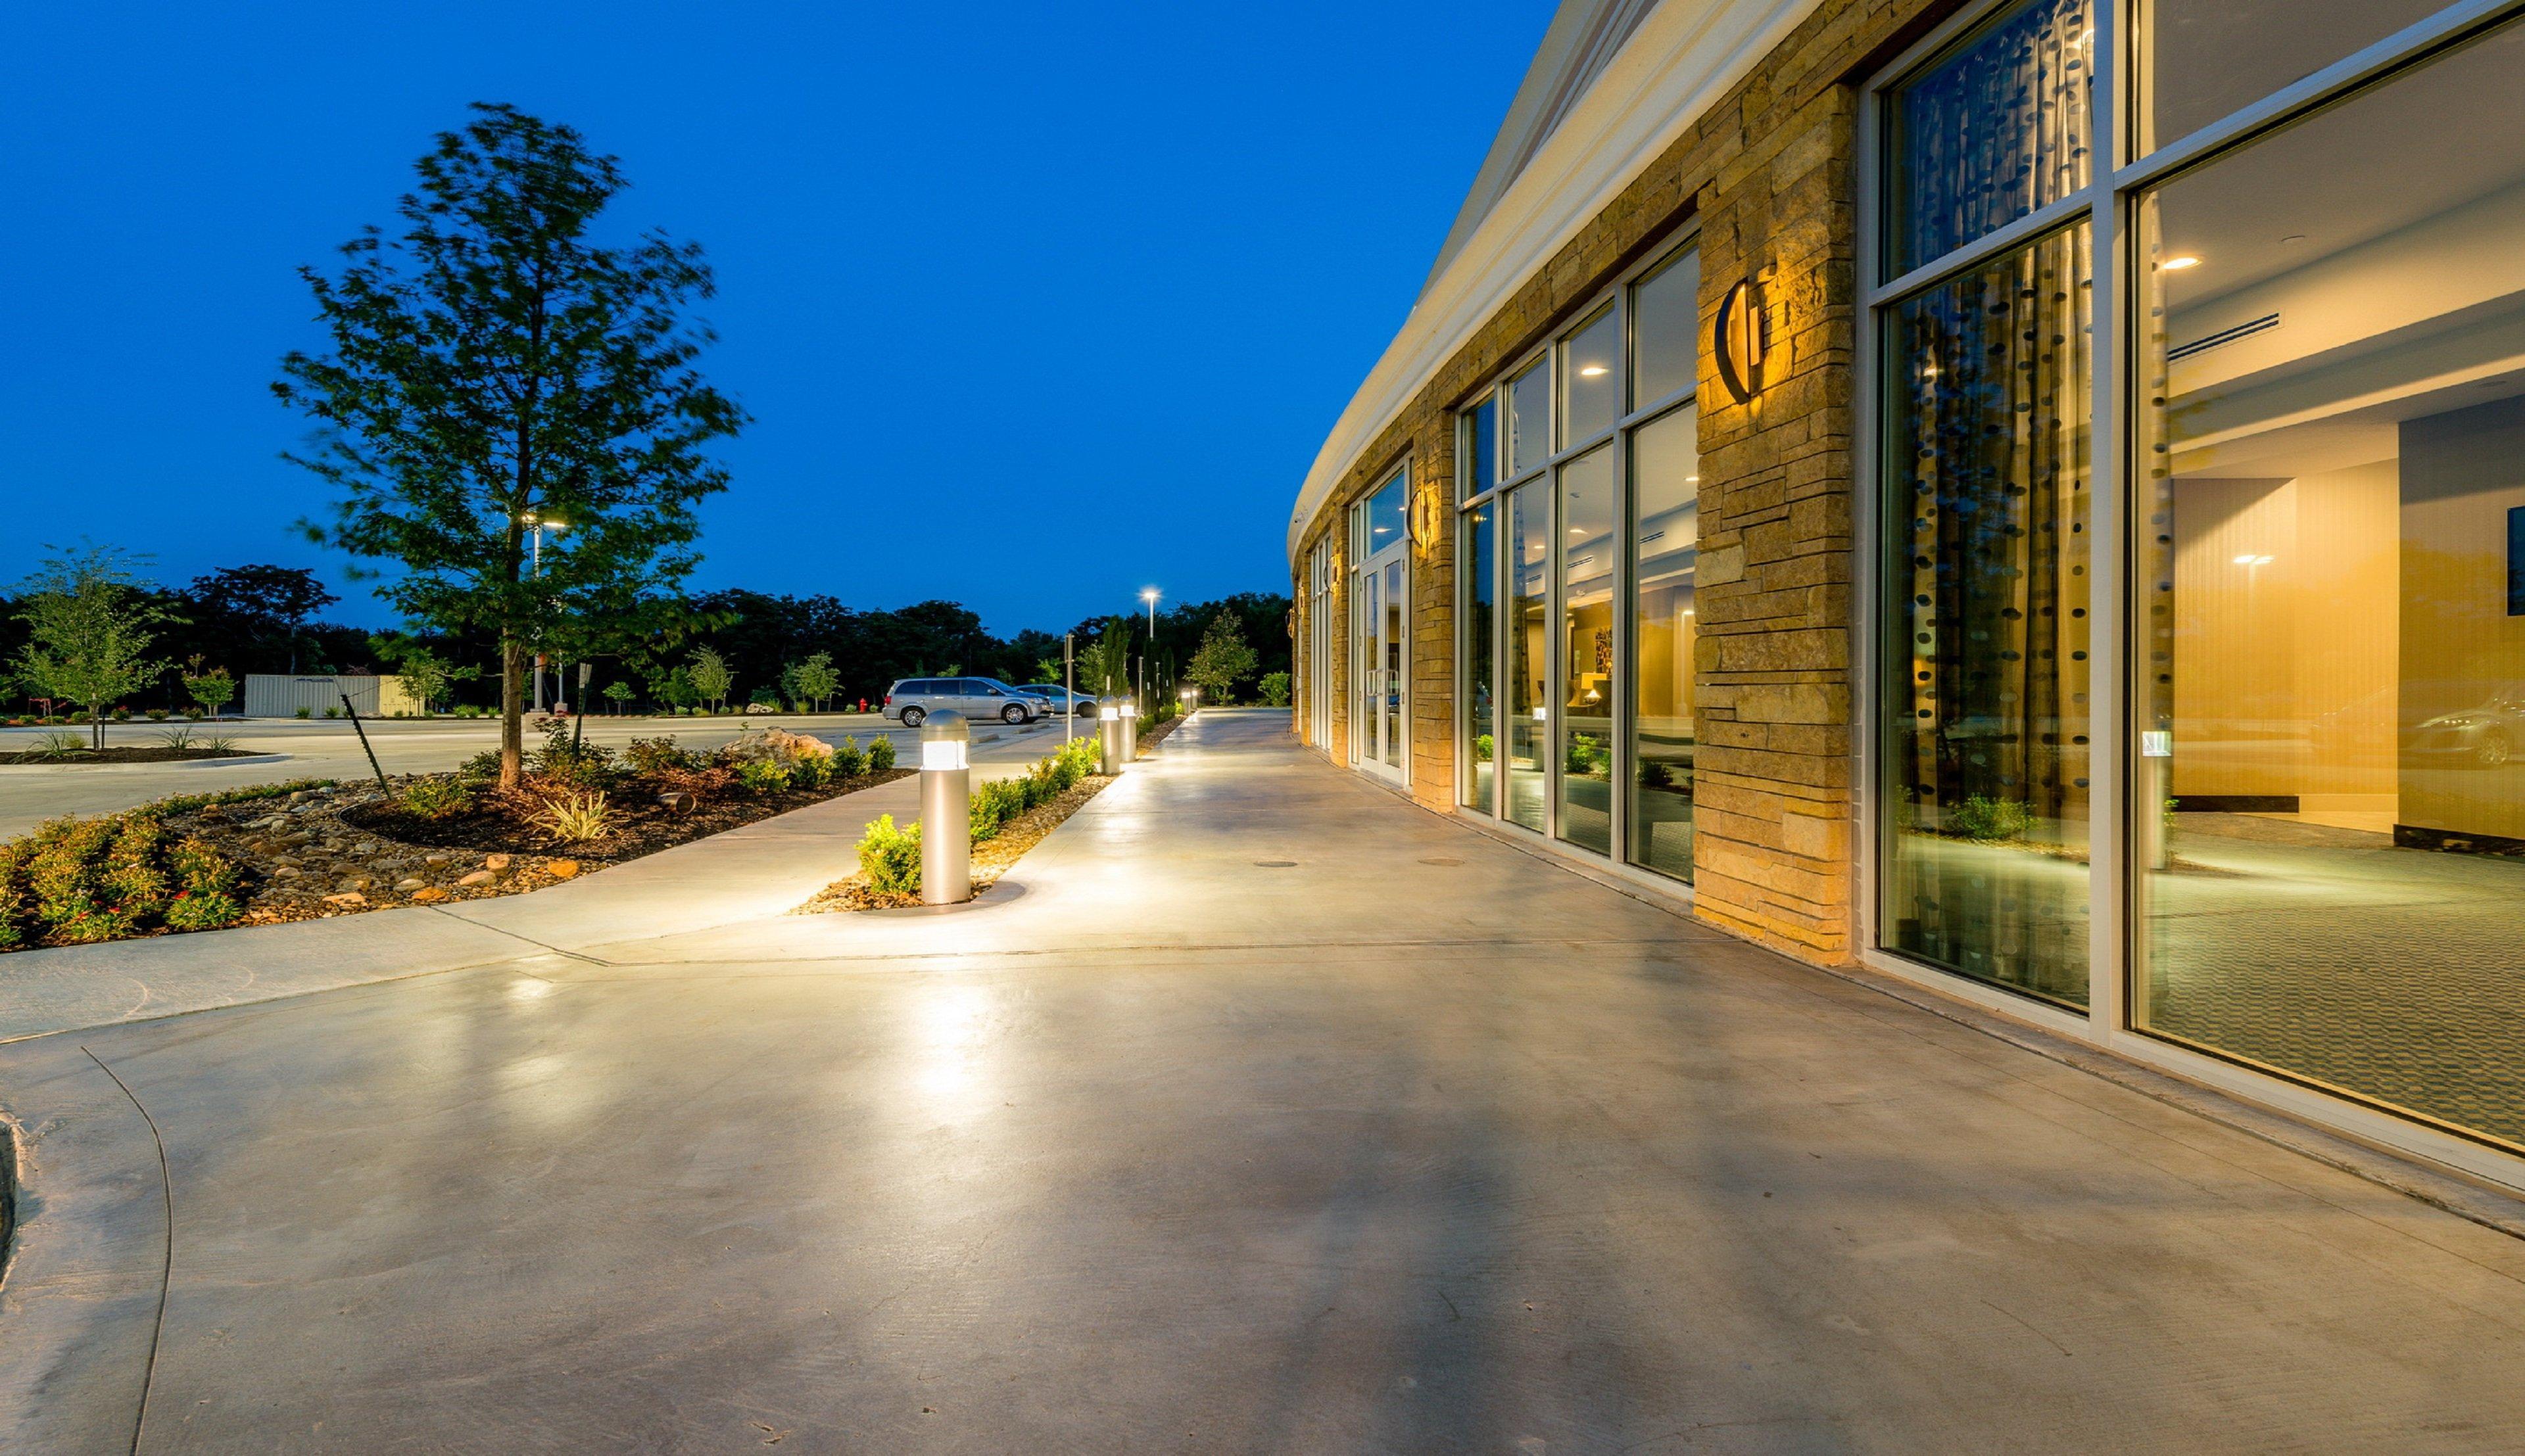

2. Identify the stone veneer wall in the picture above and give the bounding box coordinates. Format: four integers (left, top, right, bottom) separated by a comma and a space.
1290, 0, 1961, 965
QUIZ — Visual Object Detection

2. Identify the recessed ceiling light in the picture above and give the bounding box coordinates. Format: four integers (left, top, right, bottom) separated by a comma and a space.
1579, 365, 1609, 377
2163, 256, 2202, 271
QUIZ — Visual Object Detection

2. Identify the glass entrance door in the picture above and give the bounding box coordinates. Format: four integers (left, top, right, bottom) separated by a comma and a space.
1353, 471, 1410, 785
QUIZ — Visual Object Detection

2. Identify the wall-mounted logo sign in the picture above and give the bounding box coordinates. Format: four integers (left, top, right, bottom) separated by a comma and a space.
1714, 276, 1768, 404
1410, 486, 1443, 550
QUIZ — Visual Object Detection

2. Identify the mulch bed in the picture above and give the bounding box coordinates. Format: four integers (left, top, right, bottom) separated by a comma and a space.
148, 767, 910, 931
3, 745, 254, 765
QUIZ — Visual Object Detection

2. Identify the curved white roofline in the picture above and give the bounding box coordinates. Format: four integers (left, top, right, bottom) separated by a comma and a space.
1287, 0, 1821, 563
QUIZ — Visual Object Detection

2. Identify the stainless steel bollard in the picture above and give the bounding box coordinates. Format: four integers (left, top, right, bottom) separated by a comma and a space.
1119, 699, 1139, 761
2140, 730, 2173, 872
1099, 700, 1124, 775
920, 710, 972, 904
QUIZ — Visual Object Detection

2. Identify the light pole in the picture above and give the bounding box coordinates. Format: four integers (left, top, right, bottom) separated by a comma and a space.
520, 511, 567, 712
1140, 587, 1158, 715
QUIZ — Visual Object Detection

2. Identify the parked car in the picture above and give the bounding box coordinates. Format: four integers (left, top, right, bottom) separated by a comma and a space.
883, 677, 1049, 726
2405, 687, 2525, 768
1018, 684, 1101, 717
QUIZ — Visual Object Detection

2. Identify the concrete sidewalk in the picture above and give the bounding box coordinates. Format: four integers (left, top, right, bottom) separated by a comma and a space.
4, 709, 2523, 1453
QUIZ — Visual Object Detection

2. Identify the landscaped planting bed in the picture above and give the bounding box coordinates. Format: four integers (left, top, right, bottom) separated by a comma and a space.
800, 711, 1186, 913
3, 727, 256, 765
0, 726, 905, 951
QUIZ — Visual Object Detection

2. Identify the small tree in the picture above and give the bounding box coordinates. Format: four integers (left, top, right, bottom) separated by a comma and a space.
11, 545, 177, 748
687, 647, 733, 713
1075, 619, 1134, 701
602, 679, 635, 715
182, 655, 239, 718
274, 104, 744, 788
784, 651, 840, 713
1186, 611, 1259, 705
1257, 670, 1292, 707
392, 647, 452, 714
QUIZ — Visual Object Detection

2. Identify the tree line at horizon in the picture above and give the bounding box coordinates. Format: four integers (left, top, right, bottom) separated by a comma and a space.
3, 103, 1288, 765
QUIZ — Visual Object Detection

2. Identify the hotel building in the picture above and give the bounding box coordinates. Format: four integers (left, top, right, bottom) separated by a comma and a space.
1289, 0, 2525, 1186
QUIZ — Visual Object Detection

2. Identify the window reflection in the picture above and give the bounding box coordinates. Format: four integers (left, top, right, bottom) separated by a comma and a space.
1887, 0, 2091, 277
1558, 446, 1617, 855
1628, 406, 1698, 880
1633, 250, 1700, 409
1509, 358, 1549, 476
1881, 222, 2093, 1006
1464, 397, 1497, 502
2136, 0, 2446, 155
2135, 18, 2525, 1144
1560, 306, 1621, 446
1507, 482, 1549, 832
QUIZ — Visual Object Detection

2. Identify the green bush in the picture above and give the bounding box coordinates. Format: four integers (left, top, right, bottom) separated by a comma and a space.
1475, 732, 1494, 763
295, 707, 312, 719
829, 736, 868, 779
533, 725, 619, 788
789, 752, 830, 789
0, 809, 246, 947
734, 757, 792, 794
867, 736, 897, 772
323, 707, 341, 719
970, 778, 1028, 842
402, 776, 475, 820
147, 709, 168, 722
1258, 670, 1291, 707
857, 814, 921, 895
1948, 795, 2036, 843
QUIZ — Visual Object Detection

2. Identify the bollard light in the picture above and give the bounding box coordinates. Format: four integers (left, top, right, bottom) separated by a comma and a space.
919, 710, 972, 904
1099, 699, 1124, 775
1119, 697, 1140, 761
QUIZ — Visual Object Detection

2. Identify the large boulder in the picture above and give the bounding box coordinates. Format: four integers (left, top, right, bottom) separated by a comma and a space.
723, 727, 833, 766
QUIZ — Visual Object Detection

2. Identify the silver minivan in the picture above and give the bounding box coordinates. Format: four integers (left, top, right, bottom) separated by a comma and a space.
884, 677, 1047, 726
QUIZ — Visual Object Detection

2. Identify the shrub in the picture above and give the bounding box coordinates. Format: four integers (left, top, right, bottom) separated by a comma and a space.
323, 707, 341, 719
788, 752, 829, 790
969, 778, 1028, 843
1475, 733, 1494, 763
111, 707, 132, 722
1257, 671, 1291, 706
0, 810, 249, 947
533, 724, 619, 789
1948, 795, 2036, 843
857, 814, 921, 895
147, 708, 168, 722
829, 736, 868, 780
531, 790, 616, 843
867, 736, 897, 772
34, 730, 85, 760
624, 736, 701, 777
402, 776, 475, 820
164, 890, 244, 931
734, 757, 792, 794
458, 748, 504, 782
295, 707, 312, 719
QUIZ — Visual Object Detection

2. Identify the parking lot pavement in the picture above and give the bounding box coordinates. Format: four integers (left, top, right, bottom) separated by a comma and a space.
0, 711, 1079, 837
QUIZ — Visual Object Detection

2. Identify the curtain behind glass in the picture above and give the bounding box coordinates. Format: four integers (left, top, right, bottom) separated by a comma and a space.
1888, 0, 2092, 277
1881, 222, 2093, 1005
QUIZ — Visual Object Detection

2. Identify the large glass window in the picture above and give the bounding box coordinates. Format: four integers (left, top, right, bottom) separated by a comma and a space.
1885, 0, 2091, 278
1879, 222, 2094, 1007
1560, 306, 1622, 446
1462, 397, 1496, 503
1557, 446, 1618, 854
2136, 0, 2449, 154
1461, 499, 1495, 814
1508, 358, 1549, 476
1628, 406, 1699, 880
1632, 249, 1700, 408
1506, 481, 1549, 832
2134, 16, 2525, 1145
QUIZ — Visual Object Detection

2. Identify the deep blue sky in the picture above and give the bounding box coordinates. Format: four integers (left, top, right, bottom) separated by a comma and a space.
1, 2, 1545, 636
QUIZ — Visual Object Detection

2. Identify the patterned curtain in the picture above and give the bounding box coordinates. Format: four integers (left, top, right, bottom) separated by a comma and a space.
1890, 224, 2093, 833
1892, 0, 2092, 275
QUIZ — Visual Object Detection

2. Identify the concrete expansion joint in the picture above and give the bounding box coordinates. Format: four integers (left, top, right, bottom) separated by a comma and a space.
76, 1045, 172, 1451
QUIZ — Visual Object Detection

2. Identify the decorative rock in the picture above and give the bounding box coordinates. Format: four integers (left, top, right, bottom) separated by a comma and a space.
352, 841, 377, 855
725, 726, 833, 766
457, 870, 495, 886
286, 790, 316, 805
322, 891, 366, 907
543, 860, 580, 880
423, 853, 452, 866
339, 877, 373, 893
394, 878, 427, 891
272, 866, 302, 880
410, 887, 452, 904
484, 853, 512, 871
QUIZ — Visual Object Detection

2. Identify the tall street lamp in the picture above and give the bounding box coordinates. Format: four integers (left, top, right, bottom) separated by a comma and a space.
520, 511, 567, 712
1140, 587, 1159, 713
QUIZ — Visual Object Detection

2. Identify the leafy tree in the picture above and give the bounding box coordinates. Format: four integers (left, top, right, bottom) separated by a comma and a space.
183, 565, 338, 674
1186, 611, 1259, 704
602, 678, 635, 714
783, 651, 840, 712
11, 545, 178, 748
181, 655, 239, 717
1034, 656, 1063, 686
274, 103, 744, 788
1074, 617, 1134, 701
1257, 670, 1292, 707
687, 647, 734, 712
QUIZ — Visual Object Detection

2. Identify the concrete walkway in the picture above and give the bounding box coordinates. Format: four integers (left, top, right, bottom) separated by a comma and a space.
3, 710, 2523, 1452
